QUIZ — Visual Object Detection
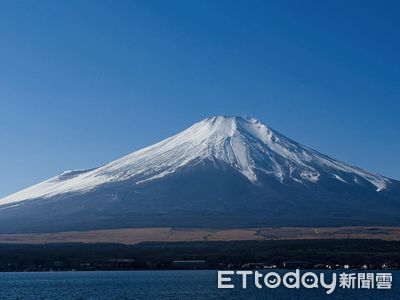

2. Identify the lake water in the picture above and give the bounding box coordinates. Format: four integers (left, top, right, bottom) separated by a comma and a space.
0, 270, 398, 299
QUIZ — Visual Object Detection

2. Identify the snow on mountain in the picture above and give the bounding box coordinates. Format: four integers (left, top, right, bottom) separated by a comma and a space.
0, 116, 392, 206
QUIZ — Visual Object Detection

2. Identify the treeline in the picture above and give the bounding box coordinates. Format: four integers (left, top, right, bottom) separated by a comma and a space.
0, 239, 399, 271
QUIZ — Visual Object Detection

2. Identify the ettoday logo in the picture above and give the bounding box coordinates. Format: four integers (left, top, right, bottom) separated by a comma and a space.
217, 270, 392, 294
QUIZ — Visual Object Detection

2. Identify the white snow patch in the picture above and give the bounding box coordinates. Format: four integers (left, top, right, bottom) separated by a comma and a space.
333, 174, 348, 183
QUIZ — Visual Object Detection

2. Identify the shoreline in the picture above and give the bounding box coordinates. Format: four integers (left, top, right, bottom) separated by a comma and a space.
0, 268, 399, 273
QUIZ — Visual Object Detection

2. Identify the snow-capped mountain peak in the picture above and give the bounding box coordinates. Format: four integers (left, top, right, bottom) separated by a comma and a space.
0, 116, 392, 206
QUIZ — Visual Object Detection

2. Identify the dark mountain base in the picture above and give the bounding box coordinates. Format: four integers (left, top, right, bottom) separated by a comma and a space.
0, 163, 399, 233
0, 239, 399, 271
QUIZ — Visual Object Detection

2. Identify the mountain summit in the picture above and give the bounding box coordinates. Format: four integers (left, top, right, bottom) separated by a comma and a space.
0, 116, 399, 233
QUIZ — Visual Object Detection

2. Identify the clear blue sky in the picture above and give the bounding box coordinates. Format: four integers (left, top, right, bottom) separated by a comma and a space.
1, 0, 399, 197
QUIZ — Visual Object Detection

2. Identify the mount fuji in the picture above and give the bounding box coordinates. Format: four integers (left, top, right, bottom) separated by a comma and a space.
0, 116, 399, 233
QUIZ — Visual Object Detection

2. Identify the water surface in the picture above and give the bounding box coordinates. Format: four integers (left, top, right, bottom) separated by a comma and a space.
0, 270, 398, 299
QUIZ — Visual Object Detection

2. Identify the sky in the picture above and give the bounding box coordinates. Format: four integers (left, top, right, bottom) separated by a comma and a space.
0, 0, 399, 197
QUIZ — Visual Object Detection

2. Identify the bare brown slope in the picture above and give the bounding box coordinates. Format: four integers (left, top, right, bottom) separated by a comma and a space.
0, 226, 400, 244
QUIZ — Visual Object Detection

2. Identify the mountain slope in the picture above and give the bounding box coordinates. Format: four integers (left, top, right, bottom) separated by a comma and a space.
0, 116, 399, 233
